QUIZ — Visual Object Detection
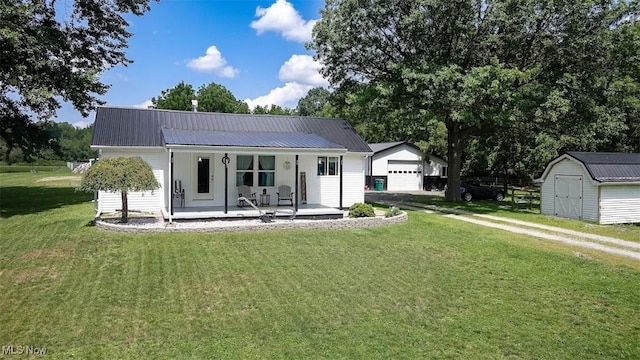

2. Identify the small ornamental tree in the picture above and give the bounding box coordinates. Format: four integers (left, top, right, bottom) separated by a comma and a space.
78, 157, 160, 223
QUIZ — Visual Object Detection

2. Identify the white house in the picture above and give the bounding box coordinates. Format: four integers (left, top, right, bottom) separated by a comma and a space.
538, 151, 640, 224
91, 107, 373, 221
365, 141, 448, 191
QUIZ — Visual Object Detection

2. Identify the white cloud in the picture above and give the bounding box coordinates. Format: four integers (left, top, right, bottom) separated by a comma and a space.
244, 82, 314, 109
279, 54, 328, 87
72, 120, 92, 129
250, 0, 317, 43
133, 99, 153, 109
187, 46, 239, 77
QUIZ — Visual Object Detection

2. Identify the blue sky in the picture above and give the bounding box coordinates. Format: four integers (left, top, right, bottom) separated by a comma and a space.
57, 0, 328, 128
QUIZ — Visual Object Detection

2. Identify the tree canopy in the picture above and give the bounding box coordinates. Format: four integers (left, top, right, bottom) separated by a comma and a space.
1, 0, 156, 163
152, 81, 250, 113
78, 157, 160, 223
296, 87, 331, 116
311, 0, 640, 200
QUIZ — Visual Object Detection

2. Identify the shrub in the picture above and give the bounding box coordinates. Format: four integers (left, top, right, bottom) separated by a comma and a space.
385, 206, 401, 218
349, 202, 375, 218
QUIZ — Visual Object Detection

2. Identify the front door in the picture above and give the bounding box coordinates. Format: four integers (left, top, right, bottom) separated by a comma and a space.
554, 175, 582, 219
193, 154, 214, 200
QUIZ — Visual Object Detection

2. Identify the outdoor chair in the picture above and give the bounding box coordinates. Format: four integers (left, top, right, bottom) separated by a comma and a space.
277, 185, 294, 206
237, 185, 257, 207
173, 180, 185, 208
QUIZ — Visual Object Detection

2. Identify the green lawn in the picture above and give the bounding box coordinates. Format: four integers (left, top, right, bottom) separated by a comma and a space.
381, 192, 640, 243
1, 171, 639, 359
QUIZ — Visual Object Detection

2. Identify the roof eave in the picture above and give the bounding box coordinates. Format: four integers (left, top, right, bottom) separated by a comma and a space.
166, 144, 348, 154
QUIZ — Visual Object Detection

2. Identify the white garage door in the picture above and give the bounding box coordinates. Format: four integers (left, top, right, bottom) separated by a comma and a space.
387, 160, 422, 191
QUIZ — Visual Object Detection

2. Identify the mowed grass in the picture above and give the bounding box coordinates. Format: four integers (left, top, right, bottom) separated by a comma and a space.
396, 193, 640, 243
1, 171, 639, 359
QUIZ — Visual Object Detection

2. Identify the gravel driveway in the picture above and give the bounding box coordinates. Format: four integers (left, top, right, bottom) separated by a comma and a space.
366, 191, 640, 261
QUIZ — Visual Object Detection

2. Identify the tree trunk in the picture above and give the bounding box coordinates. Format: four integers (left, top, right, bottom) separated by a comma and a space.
445, 119, 463, 202
503, 158, 509, 194
4, 143, 13, 164
121, 191, 128, 223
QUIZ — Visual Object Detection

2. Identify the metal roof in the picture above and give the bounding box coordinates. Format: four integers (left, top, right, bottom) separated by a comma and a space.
368, 141, 410, 153
567, 151, 640, 182
162, 129, 346, 150
92, 107, 372, 153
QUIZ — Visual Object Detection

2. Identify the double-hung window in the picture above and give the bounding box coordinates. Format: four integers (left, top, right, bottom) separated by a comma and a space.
317, 156, 338, 176
236, 155, 276, 186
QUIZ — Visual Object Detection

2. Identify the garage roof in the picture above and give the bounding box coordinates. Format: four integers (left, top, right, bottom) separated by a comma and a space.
368, 141, 419, 154
567, 152, 640, 182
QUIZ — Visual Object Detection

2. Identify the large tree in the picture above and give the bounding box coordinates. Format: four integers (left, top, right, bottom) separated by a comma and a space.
311, 0, 639, 201
152, 81, 250, 114
1, 0, 157, 160
297, 87, 331, 116
78, 157, 160, 223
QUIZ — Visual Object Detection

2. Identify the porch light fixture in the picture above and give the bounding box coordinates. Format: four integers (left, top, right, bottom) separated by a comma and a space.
198, 156, 202, 162
283, 161, 291, 170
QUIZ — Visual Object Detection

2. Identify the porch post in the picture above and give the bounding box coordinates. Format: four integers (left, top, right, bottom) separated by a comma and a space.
169, 149, 174, 223
339, 155, 344, 209
222, 153, 230, 214
295, 155, 299, 211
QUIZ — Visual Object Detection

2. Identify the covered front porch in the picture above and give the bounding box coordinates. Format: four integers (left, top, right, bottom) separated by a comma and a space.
165, 203, 345, 220
166, 142, 349, 222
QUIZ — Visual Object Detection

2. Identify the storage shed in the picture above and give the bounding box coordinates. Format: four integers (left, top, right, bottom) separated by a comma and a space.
538, 152, 640, 224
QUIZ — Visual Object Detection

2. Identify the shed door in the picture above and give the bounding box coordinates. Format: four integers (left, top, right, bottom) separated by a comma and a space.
554, 175, 582, 219
387, 160, 422, 191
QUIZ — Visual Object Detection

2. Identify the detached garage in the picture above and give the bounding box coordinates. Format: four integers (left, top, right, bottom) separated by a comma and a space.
538, 152, 640, 224
365, 141, 448, 191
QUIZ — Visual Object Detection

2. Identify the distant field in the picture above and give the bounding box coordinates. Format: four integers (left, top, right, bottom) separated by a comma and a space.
0, 165, 65, 173
1, 171, 638, 359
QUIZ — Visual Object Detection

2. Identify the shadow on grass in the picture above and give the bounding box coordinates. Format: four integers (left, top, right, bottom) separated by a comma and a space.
365, 191, 540, 215
0, 186, 93, 218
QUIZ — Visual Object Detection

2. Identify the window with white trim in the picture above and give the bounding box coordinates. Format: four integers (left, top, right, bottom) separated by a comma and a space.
317, 156, 338, 176
236, 155, 276, 186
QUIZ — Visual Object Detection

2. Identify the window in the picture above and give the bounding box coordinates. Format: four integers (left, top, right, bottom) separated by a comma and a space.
236, 155, 254, 186
442, 166, 448, 177
258, 155, 275, 186
236, 155, 276, 187
317, 156, 338, 176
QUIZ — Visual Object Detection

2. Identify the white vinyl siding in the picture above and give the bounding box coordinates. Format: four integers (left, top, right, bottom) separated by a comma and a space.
342, 155, 366, 207
424, 156, 448, 177
97, 149, 166, 214
599, 186, 640, 224
540, 158, 598, 222
540, 156, 640, 224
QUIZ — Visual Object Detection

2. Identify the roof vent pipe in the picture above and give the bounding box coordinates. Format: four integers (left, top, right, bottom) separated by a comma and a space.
191, 99, 198, 112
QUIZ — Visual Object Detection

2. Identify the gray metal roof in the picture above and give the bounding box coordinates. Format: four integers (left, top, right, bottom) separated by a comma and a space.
368, 141, 419, 154
567, 151, 640, 182
162, 129, 345, 149
92, 107, 372, 153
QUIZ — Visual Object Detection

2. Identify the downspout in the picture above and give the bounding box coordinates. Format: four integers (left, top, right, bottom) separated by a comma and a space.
295, 155, 299, 212
339, 155, 343, 209
169, 149, 173, 223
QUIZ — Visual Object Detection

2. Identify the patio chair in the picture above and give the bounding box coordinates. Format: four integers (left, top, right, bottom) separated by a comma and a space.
174, 180, 185, 208
277, 185, 294, 206
237, 185, 257, 207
